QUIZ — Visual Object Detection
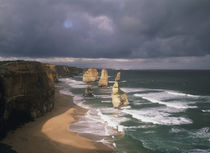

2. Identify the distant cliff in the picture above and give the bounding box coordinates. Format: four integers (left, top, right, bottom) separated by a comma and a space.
55, 65, 82, 78
0, 61, 56, 139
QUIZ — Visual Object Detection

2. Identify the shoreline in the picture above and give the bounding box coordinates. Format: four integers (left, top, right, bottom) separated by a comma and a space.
1, 88, 113, 153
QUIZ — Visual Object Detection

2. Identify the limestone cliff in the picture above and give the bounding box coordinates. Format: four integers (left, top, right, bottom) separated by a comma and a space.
0, 61, 55, 139
98, 69, 108, 87
115, 72, 120, 81
55, 65, 82, 78
111, 81, 129, 108
83, 67, 98, 82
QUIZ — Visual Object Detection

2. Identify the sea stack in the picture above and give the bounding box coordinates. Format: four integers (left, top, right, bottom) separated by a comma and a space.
98, 69, 108, 87
82, 67, 98, 82
84, 87, 94, 97
115, 72, 120, 81
111, 81, 129, 108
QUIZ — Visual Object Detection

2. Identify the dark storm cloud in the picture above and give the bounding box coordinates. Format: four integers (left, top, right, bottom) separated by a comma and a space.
0, 0, 210, 58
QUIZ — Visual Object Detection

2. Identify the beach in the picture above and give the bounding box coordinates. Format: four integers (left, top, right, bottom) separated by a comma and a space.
1, 89, 113, 153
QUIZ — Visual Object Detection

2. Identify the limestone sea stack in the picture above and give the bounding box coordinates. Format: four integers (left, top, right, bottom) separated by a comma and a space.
115, 72, 120, 81
111, 81, 129, 108
83, 67, 98, 82
84, 87, 94, 97
98, 69, 108, 87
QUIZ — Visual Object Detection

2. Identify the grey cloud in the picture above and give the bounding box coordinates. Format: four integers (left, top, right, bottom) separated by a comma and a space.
0, 0, 210, 58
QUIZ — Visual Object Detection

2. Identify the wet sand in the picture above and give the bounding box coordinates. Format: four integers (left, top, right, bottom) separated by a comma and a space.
1, 89, 113, 153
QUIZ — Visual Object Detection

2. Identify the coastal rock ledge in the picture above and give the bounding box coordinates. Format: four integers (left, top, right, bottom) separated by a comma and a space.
98, 69, 108, 87
83, 67, 98, 82
111, 81, 129, 108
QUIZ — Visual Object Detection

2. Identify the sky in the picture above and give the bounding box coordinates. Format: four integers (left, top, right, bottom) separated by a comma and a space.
0, 0, 210, 69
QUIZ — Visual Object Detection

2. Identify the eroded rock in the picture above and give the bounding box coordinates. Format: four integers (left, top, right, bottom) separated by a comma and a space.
84, 87, 94, 97
83, 67, 98, 82
98, 69, 108, 87
115, 72, 120, 81
55, 65, 82, 78
111, 81, 129, 108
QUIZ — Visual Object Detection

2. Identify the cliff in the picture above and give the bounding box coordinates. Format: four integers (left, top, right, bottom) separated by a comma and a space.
98, 69, 108, 87
83, 67, 98, 82
55, 65, 82, 78
0, 61, 55, 139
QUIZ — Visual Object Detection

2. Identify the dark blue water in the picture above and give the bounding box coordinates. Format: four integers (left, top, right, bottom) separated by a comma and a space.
58, 70, 210, 153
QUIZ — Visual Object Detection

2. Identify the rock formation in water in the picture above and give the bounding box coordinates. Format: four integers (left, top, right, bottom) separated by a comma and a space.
0, 61, 56, 139
55, 65, 83, 78
98, 69, 108, 87
84, 87, 94, 97
82, 67, 98, 82
111, 81, 129, 108
115, 72, 120, 81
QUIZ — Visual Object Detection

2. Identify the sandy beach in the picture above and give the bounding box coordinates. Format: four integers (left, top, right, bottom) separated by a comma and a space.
1, 89, 113, 153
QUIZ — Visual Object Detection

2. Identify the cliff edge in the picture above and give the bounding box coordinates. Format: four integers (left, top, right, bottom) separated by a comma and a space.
0, 61, 55, 139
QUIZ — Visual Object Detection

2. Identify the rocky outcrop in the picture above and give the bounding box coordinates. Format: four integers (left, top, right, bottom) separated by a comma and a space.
55, 65, 82, 78
0, 61, 55, 139
84, 87, 94, 97
111, 81, 129, 108
98, 69, 108, 87
83, 67, 98, 83
45, 64, 58, 82
115, 72, 120, 81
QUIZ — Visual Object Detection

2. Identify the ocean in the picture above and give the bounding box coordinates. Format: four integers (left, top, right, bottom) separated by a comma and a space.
58, 70, 210, 153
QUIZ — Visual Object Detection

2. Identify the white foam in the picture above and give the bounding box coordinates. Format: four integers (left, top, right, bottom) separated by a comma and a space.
70, 109, 117, 136
100, 107, 118, 114
59, 78, 87, 88
184, 149, 210, 153
109, 81, 115, 83
95, 94, 111, 99
97, 109, 129, 132
122, 88, 147, 93
113, 142, 116, 148
121, 105, 131, 109
59, 89, 74, 96
142, 96, 196, 109
101, 100, 112, 103
192, 127, 210, 139
202, 110, 210, 113
97, 138, 111, 146
121, 87, 161, 93
134, 92, 197, 109
122, 108, 192, 125
123, 125, 156, 129
166, 91, 200, 98
121, 80, 127, 82
170, 128, 185, 133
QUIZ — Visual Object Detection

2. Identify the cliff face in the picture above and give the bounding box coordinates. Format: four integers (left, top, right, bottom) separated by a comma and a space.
83, 67, 98, 82
55, 65, 82, 78
0, 61, 55, 139
98, 69, 108, 87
